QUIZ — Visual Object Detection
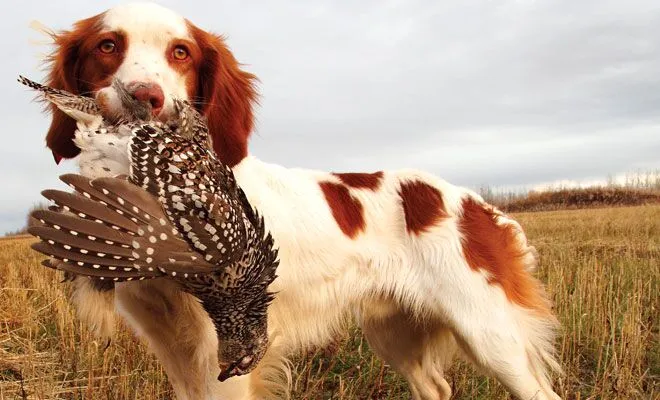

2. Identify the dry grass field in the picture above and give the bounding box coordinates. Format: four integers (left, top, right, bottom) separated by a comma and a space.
1, 205, 658, 399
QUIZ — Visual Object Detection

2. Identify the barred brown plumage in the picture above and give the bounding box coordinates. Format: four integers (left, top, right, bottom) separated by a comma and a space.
18, 75, 101, 117
19, 75, 279, 381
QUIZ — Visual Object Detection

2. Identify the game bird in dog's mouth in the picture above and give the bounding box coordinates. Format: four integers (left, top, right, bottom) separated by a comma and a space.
19, 75, 279, 381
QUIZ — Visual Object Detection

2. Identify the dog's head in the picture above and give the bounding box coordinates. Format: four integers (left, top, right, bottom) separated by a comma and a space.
41, 2, 258, 166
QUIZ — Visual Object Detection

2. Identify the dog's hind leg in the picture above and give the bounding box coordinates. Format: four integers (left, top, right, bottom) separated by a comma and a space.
357, 299, 456, 400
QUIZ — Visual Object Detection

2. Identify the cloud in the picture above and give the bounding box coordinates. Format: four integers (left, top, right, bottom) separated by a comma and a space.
2, 0, 659, 233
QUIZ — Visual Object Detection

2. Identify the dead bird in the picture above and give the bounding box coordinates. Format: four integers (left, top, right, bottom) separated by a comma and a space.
19, 75, 279, 381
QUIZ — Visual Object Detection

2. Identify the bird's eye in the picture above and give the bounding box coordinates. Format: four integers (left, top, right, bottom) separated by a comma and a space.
98, 40, 116, 54
238, 355, 253, 368
173, 46, 189, 60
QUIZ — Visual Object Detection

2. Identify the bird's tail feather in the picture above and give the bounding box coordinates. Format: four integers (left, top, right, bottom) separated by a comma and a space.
17, 75, 102, 126
28, 174, 217, 283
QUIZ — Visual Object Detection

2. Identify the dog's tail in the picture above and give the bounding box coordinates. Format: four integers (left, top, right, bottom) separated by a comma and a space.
457, 196, 562, 399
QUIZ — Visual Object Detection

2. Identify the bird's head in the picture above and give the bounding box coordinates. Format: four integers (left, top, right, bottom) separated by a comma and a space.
212, 212, 280, 382
214, 295, 272, 382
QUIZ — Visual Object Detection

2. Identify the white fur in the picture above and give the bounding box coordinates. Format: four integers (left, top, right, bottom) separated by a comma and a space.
55, 3, 563, 400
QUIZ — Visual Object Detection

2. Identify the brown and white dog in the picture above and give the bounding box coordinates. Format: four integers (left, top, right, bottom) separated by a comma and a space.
35, 2, 562, 399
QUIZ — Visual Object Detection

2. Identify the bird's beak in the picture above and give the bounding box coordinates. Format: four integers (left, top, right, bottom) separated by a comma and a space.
217, 359, 245, 382
217, 365, 234, 382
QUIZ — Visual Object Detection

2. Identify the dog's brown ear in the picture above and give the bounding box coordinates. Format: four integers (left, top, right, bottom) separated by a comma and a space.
188, 22, 259, 167
43, 14, 103, 163
45, 107, 78, 164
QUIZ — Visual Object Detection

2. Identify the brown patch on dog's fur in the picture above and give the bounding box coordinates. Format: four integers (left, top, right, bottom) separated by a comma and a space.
319, 181, 365, 238
458, 197, 551, 314
399, 181, 448, 235
332, 171, 384, 190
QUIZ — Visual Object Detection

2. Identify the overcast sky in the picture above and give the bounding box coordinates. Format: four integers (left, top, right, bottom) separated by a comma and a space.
2, 0, 659, 234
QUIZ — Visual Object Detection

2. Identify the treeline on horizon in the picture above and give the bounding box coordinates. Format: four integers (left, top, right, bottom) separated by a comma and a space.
4, 170, 660, 236
479, 169, 660, 212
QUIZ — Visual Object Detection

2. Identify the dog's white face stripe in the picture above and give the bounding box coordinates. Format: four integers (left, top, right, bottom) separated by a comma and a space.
102, 3, 191, 38
97, 2, 192, 119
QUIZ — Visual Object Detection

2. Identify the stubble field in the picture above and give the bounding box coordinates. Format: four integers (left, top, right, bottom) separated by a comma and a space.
1, 205, 658, 399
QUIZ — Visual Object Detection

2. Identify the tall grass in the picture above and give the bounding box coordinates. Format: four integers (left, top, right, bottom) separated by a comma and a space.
0, 237, 172, 399
1, 206, 659, 399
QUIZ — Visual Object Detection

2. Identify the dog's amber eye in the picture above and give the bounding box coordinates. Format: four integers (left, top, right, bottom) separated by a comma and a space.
98, 40, 116, 54
173, 46, 189, 60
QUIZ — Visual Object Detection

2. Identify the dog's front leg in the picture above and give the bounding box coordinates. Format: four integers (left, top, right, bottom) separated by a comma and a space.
113, 279, 252, 400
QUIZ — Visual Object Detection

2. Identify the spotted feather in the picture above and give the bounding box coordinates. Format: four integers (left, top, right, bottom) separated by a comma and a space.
21, 76, 280, 381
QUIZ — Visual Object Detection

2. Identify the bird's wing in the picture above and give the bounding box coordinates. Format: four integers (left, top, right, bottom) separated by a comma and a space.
127, 124, 249, 267
28, 174, 226, 283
